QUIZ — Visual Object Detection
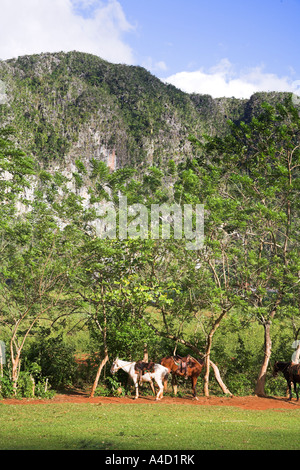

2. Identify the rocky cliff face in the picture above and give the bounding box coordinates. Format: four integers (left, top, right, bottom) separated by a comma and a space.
0, 51, 291, 178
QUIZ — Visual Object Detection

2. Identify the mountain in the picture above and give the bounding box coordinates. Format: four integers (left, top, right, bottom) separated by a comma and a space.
0, 51, 291, 174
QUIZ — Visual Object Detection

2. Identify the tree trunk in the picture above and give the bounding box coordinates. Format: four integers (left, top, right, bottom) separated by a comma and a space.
143, 343, 149, 362
204, 340, 211, 397
209, 360, 232, 396
11, 362, 18, 395
254, 294, 282, 397
255, 321, 272, 397
204, 309, 227, 397
89, 277, 109, 399
11, 354, 21, 396
89, 349, 109, 398
293, 341, 300, 364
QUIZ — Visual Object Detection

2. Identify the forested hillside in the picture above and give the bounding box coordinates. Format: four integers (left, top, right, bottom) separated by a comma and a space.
0, 51, 299, 401
0, 51, 290, 172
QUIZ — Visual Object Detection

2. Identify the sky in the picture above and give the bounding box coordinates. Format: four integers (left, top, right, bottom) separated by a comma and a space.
0, 0, 300, 99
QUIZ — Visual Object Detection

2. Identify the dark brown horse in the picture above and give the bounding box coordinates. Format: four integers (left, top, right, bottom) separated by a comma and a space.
161, 355, 204, 400
273, 361, 300, 400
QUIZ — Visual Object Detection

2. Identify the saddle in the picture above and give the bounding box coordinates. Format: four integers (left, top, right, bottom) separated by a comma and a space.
173, 355, 191, 377
135, 360, 155, 384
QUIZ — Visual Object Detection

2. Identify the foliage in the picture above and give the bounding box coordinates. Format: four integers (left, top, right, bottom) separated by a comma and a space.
0, 52, 292, 170
94, 376, 126, 397
25, 332, 78, 389
0, 364, 55, 399
0, 126, 35, 203
0, 66, 299, 399
0, 370, 14, 398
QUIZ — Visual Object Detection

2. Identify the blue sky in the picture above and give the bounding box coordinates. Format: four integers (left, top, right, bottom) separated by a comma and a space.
1, 0, 300, 98
117, 0, 299, 76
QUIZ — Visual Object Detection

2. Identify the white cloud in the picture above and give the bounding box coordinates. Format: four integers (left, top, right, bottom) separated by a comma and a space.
142, 57, 168, 73
155, 61, 168, 72
162, 59, 295, 99
0, 0, 135, 64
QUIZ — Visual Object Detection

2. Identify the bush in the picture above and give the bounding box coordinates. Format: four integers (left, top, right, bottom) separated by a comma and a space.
19, 362, 55, 398
0, 370, 14, 398
25, 332, 78, 390
265, 374, 288, 397
94, 376, 125, 397
0, 363, 55, 399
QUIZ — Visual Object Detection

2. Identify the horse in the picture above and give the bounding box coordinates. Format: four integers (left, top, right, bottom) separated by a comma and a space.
110, 358, 169, 400
273, 361, 300, 401
161, 355, 204, 400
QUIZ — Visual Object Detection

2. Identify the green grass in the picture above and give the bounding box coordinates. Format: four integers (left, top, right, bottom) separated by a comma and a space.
0, 402, 299, 450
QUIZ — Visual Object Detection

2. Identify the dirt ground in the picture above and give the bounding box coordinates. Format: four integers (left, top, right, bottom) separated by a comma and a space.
2, 392, 300, 410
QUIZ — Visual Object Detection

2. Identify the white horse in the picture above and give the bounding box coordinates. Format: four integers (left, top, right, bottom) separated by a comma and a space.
110, 358, 169, 400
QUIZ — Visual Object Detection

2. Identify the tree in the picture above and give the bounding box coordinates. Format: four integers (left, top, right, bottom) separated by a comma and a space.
0, 211, 81, 393
97, 160, 235, 397
192, 97, 300, 396
0, 133, 86, 393
71, 237, 122, 398
138, 155, 242, 396
66, 162, 162, 397
0, 126, 35, 206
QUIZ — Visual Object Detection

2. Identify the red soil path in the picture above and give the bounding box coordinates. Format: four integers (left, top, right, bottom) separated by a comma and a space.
2, 393, 300, 410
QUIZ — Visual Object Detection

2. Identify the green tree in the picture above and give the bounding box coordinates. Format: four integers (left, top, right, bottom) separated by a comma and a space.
0, 137, 86, 393
191, 97, 300, 396
0, 126, 35, 201
0, 213, 81, 393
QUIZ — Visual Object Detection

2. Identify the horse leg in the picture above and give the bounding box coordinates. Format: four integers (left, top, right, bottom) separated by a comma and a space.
163, 375, 168, 392
191, 376, 198, 401
294, 381, 299, 401
288, 381, 292, 400
154, 380, 163, 400
149, 379, 155, 396
133, 377, 139, 399
172, 374, 178, 396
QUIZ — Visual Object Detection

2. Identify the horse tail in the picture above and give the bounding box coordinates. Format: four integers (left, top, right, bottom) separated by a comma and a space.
163, 369, 169, 381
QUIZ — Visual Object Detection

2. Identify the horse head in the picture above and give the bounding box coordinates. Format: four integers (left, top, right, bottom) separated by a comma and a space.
272, 361, 290, 377
110, 358, 119, 375
272, 361, 280, 377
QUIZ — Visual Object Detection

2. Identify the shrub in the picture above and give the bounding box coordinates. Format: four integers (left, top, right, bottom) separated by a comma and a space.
94, 376, 125, 397
0, 370, 14, 398
25, 332, 78, 390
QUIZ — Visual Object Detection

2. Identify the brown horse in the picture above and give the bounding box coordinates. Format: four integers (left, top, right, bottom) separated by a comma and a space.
161, 355, 204, 400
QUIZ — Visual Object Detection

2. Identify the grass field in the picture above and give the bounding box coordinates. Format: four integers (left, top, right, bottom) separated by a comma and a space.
0, 402, 299, 450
